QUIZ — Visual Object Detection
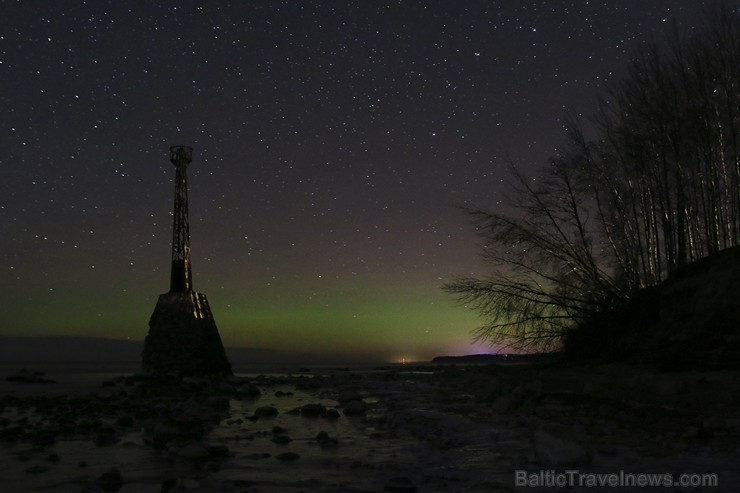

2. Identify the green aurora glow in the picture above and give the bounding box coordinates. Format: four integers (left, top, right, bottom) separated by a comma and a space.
5, 259, 485, 362
2, 2, 698, 363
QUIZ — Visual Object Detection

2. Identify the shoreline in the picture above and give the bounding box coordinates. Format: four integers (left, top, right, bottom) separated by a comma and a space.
1, 363, 739, 492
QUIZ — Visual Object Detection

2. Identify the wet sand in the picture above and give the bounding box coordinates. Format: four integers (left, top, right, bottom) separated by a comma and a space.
1, 363, 739, 492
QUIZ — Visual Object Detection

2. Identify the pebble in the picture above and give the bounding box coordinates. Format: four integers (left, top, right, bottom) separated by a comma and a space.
255, 405, 278, 417
384, 476, 417, 493
272, 434, 293, 444
276, 451, 300, 461
316, 430, 338, 448
96, 468, 124, 492
300, 403, 326, 417
6, 369, 56, 384
207, 444, 230, 458
239, 384, 262, 397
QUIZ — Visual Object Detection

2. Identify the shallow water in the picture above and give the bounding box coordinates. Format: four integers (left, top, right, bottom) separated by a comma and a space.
0, 372, 429, 493
5, 364, 737, 492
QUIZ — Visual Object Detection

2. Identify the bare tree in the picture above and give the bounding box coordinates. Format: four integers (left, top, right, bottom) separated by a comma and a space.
448, 5, 740, 352
445, 160, 624, 352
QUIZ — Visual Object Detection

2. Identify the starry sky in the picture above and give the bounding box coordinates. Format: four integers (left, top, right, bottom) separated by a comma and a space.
1, 1, 714, 363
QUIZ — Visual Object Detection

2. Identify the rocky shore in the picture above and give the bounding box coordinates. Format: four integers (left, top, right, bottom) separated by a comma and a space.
1, 363, 738, 492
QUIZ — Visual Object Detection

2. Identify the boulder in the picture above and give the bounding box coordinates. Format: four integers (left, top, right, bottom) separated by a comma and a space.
276, 452, 300, 461
255, 406, 278, 417
271, 434, 292, 444
96, 468, 124, 492
343, 400, 368, 416
316, 430, 338, 449
6, 369, 56, 384
300, 404, 326, 417
207, 444, 230, 458
239, 383, 261, 397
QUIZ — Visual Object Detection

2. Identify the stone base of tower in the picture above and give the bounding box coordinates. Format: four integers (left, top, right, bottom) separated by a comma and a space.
143, 291, 232, 376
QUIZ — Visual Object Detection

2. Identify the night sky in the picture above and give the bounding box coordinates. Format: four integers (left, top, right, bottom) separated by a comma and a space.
1, 1, 713, 363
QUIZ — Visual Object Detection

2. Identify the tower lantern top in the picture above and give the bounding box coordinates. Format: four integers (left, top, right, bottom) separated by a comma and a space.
170, 146, 193, 167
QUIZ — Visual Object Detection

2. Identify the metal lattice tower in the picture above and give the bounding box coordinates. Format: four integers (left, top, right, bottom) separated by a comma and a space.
143, 144, 231, 375
169, 145, 193, 292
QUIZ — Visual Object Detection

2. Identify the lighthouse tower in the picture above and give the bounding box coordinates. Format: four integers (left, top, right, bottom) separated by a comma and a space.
169, 145, 194, 293
142, 146, 232, 375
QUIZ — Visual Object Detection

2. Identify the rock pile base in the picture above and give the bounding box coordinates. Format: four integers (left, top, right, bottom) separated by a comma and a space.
143, 291, 231, 375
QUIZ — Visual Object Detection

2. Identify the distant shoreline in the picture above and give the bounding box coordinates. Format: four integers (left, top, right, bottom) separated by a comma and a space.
430, 352, 560, 365
1, 335, 551, 368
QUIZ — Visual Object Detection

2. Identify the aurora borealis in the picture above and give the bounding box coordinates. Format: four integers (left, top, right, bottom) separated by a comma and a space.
1, 1, 712, 362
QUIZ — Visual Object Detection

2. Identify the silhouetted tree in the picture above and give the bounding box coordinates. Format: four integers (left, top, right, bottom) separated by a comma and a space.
446, 160, 625, 351
447, 5, 740, 351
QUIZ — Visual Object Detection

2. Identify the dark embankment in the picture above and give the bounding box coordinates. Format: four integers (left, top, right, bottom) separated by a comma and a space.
565, 246, 740, 368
